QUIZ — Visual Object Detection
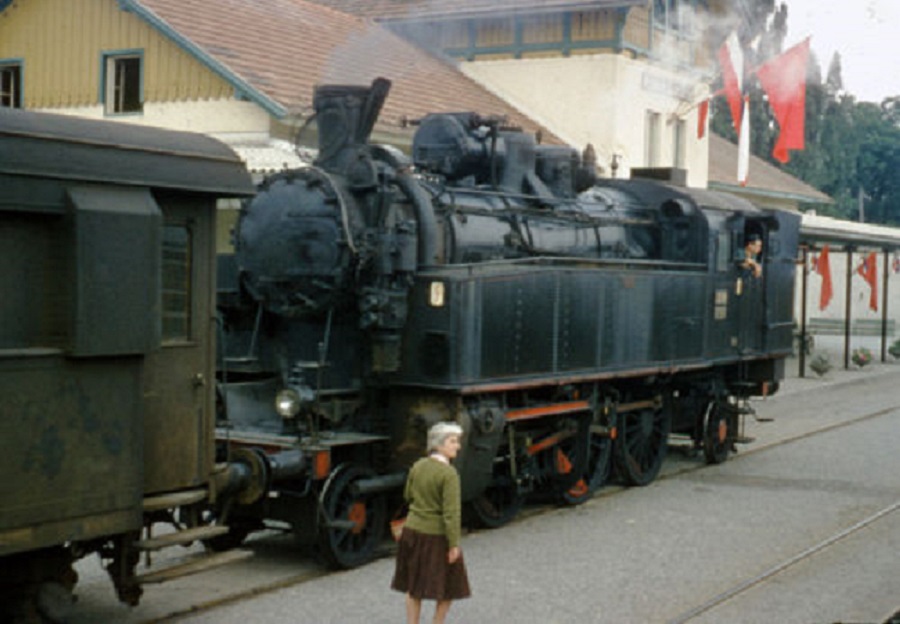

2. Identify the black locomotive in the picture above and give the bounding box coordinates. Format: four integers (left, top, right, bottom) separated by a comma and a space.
0, 81, 799, 621
214, 78, 800, 568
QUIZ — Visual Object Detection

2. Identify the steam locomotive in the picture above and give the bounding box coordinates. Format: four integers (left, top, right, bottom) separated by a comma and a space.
0, 79, 798, 621
213, 78, 800, 568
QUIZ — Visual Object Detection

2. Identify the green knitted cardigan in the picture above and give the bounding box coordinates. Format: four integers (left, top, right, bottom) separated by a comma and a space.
403, 457, 462, 548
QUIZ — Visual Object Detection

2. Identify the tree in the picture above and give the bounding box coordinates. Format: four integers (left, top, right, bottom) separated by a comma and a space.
816, 94, 864, 218
825, 52, 843, 96
856, 104, 900, 224
880, 96, 900, 126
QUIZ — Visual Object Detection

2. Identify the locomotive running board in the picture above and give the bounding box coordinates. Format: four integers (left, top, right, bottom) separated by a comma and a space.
135, 549, 253, 585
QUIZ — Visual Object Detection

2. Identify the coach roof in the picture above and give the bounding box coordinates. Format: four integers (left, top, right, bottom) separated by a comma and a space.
0, 108, 254, 197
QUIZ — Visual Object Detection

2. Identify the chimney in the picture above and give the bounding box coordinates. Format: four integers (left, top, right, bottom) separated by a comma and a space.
313, 77, 391, 173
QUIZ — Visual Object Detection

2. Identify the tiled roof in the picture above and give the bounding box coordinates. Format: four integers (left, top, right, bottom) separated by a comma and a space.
307, 0, 644, 21
128, 0, 563, 141
707, 133, 832, 205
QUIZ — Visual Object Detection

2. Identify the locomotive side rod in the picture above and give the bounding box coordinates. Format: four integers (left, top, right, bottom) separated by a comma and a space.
502, 396, 658, 424
350, 472, 408, 497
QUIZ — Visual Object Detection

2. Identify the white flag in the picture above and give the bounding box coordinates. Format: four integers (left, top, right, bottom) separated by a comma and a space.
737, 98, 750, 185
717, 31, 744, 136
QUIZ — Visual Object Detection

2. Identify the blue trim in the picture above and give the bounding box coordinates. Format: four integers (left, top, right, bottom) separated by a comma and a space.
0, 0, 13, 13
614, 8, 628, 52
466, 21, 477, 61
513, 18, 523, 60
0, 57, 24, 108
118, 0, 285, 118
446, 38, 624, 58
441, 7, 651, 61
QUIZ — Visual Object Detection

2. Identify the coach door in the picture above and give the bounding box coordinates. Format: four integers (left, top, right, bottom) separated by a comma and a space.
142, 196, 216, 495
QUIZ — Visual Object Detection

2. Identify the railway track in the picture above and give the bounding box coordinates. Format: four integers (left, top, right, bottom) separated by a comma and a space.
666, 497, 900, 624
659, 393, 900, 624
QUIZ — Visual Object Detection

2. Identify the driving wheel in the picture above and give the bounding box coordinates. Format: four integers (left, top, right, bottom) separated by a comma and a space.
317, 464, 387, 569
613, 403, 671, 486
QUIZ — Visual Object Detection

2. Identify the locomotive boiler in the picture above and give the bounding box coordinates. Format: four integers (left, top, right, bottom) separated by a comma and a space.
214, 78, 800, 567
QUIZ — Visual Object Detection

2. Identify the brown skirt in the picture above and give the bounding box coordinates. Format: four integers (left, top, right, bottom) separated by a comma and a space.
391, 527, 471, 601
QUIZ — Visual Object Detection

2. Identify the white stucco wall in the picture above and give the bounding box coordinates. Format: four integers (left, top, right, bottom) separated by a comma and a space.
36, 98, 271, 136
36, 98, 290, 174
460, 54, 710, 188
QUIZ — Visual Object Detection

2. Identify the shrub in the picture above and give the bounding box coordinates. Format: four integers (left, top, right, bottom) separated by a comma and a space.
851, 347, 873, 367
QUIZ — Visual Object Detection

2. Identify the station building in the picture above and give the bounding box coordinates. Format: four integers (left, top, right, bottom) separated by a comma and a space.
2, 0, 897, 366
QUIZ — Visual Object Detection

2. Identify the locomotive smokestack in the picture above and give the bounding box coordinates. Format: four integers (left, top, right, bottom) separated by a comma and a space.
313, 77, 392, 173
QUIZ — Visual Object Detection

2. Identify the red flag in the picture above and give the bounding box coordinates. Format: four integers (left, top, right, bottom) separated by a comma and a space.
816, 245, 833, 311
717, 32, 744, 136
756, 38, 810, 163
697, 99, 709, 139
856, 251, 878, 311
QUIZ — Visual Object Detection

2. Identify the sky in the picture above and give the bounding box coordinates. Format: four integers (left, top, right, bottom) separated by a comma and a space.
783, 0, 900, 103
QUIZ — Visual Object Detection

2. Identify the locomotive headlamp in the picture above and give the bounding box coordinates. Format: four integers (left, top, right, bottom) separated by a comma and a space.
275, 388, 302, 419
428, 281, 445, 307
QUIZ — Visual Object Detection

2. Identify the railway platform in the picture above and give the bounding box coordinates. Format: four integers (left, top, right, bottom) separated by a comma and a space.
67, 356, 900, 624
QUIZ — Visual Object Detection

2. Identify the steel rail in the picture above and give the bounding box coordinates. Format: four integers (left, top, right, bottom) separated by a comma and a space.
666, 498, 900, 624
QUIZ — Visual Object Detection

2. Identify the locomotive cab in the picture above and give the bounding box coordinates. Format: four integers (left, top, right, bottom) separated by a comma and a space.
726, 214, 787, 354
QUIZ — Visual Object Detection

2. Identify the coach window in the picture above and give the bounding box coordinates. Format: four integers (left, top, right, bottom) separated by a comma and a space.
162, 224, 192, 342
0, 61, 22, 108
102, 52, 143, 115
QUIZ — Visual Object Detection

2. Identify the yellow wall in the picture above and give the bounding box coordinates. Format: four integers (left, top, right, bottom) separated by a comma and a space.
570, 10, 616, 42
0, 0, 233, 109
623, 6, 651, 49
474, 17, 514, 49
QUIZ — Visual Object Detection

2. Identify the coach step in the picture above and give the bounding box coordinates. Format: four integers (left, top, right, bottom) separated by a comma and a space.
134, 525, 230, 551
135, 549, 252, 585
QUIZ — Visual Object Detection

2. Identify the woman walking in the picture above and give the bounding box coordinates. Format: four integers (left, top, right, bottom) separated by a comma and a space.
392, 422, 471, 624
